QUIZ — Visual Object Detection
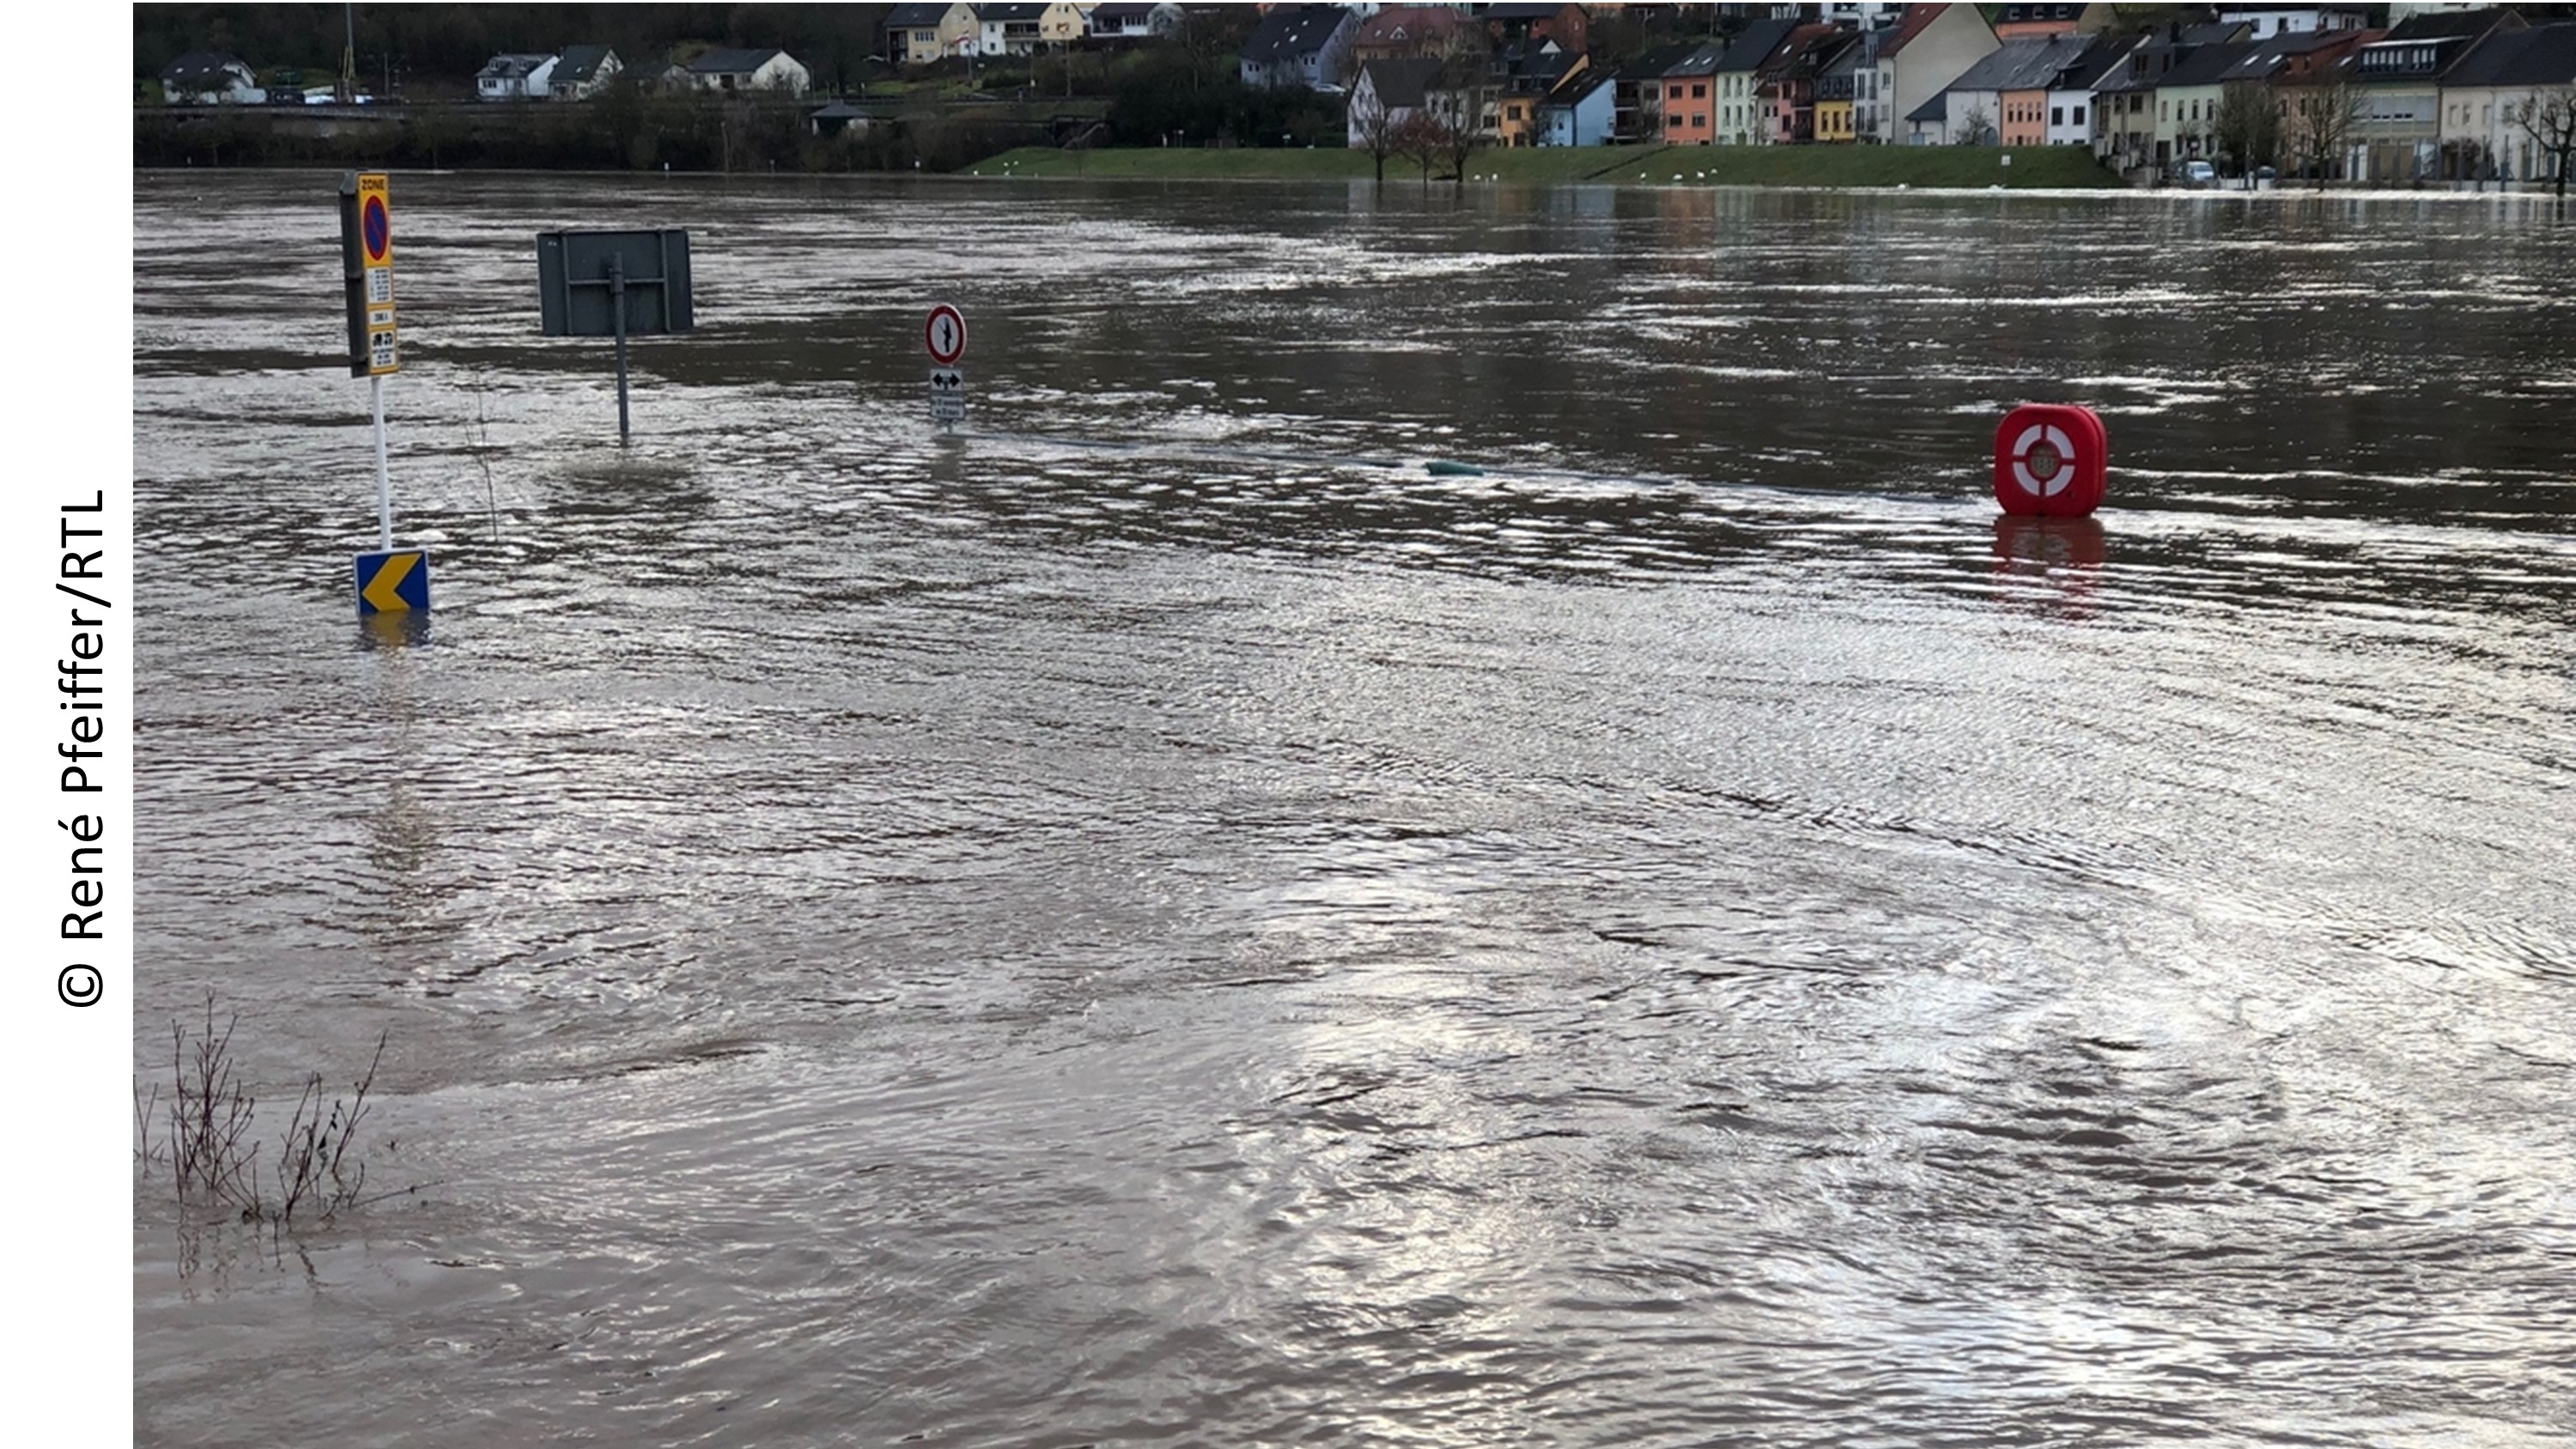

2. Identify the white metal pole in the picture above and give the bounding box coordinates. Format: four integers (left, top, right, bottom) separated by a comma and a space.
373, 373, 392, 550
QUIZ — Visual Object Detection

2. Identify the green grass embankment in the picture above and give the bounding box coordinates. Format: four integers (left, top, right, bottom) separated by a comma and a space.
978, 142, 2126, 189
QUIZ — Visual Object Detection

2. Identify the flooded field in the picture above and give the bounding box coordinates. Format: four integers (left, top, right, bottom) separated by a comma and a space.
132, 171, 2576, 1446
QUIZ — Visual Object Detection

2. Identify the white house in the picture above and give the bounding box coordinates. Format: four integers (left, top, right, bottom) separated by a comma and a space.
2215, 7, 2371, 40
1348, 56, 1441, 147
975, 2, 1090, 57
1874, 2, 2002, 144
161, 51, 264, 104
477, 53, 559, 100
1540, 71, 1618, 144
2046, 32, 2139, 146
1242, 5, 1362, 91
676, 48, 811, 96
1911, 34, 2087, 144
1090, 3, 1184, 41
548, 45, 623, 100
2438, 21, 2576, 185
886, 3, 978, 65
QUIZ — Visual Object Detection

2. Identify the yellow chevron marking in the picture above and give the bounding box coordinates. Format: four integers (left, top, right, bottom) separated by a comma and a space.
362, 552, 419, 613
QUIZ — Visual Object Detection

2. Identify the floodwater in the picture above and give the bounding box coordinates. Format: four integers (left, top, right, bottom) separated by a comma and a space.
133, 171, 2576, 1446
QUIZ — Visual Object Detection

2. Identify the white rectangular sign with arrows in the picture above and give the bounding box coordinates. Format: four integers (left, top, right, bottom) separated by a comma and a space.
928, 367, 966, 425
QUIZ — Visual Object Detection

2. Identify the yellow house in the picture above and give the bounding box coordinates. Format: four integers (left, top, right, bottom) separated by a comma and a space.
886, 3, 977, 67
1497, 52, 1590, 149
1812, 28, 1867, 143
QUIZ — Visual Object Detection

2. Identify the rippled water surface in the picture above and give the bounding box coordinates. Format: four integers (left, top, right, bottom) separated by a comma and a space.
134, 172, 2576, 1446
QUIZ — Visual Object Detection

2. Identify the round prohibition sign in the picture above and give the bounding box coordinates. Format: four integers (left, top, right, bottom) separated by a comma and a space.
361, 194, 392, 265
2009, 421, 2077, 498
925, 303, 967, 366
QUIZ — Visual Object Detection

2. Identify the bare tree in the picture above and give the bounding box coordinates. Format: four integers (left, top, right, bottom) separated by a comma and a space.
2286, 74, 2364, 190
1351, 71, 1401, 183
1394, 109, 1445, 184
1431, 28, 1491, 190
2512, 87, 2576, 198
2214, 79, 2282, 185
1955, 101, 1997, 147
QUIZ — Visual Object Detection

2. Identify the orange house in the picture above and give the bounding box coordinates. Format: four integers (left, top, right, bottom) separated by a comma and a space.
1659, 40, 1722, 143
2000, 86, 2050, 145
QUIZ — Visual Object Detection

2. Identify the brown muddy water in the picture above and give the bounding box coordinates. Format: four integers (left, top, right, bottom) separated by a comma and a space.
134, 171, 2575, 1446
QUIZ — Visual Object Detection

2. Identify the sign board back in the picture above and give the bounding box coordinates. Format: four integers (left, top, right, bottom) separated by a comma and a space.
537, 229, 695, 338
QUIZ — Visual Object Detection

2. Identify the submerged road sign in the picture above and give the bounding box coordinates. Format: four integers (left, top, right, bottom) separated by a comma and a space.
537, 228, 694, 444
340, 173, 398, 378
929, 366, 966, 426
926, 303, 967, 366
355, 549, 430, 615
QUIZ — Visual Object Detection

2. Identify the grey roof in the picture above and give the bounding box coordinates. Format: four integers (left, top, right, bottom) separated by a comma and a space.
884, 3, 953, 28
2383, 6, 2517, 45
1498, 43, 1577, 92
1091, 3, 1164, 19
1542, 71, 1616, 108
977, 3, 1052, 21
1619, 41, 1704, 82
808, 100, 870, 118
1906, 88, 1951, 124
2199, 28, 2354, 85
478, 52, 555, 80
1715, 17, 1802, 73
1662, 40, 1729, 78
2159, 39, 2260, 88
2056, 31, 2143, 91
1358, 56, 1443, 109
2444, 21, 2576, 88
1243, 5, 1350, 65
553, 45, 617, 84
1936, 33, 2094, 94
161, 51, 249, 85
688, 48, 792, 75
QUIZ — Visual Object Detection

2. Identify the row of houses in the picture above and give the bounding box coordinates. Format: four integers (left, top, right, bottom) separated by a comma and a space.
157, 44, 814, 104
884, 3, 1189, 64
473, 46, 811, 100
1332, 4, 2576, 187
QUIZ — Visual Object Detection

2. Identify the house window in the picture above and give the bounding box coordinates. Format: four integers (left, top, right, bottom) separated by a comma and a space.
2160, 100, 2168, 121
2050, 106, 2063, 126
2073, 105, 2084, 126
1693, 82, 1707, 99
1668, 84, 1682, 101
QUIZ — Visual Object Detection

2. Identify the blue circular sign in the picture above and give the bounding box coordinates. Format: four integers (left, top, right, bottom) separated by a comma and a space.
361, 195, 391, 264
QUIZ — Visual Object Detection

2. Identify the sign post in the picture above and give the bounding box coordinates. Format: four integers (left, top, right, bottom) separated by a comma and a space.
925, 302, 968, 430
340, 171, 428, 615
536, 229, 694, 446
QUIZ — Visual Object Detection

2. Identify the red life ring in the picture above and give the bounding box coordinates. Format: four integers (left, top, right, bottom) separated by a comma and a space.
1994, 403, 2106, 517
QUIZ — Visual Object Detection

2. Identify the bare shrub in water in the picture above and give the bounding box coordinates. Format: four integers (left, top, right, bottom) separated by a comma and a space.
140, 994, 388, 1226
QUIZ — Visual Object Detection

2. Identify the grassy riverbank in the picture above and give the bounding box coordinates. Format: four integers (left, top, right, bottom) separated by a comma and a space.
977, 142, 2130, 189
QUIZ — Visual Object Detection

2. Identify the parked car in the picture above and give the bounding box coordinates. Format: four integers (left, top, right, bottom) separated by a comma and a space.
2179, 160, 2217, 187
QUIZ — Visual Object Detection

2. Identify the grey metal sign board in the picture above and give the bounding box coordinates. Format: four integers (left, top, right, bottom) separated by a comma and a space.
536, 229, 694, 338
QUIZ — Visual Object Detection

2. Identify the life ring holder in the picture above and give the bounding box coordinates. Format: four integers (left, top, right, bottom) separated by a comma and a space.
1994, 404, 2106, 518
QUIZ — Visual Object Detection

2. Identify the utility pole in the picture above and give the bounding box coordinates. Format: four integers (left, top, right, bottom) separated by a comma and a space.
337, 0, 359, 103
